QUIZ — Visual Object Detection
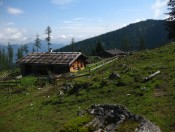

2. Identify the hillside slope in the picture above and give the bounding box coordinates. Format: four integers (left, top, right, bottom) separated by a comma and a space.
56, 19, 168, 55
0, 42, 175, 131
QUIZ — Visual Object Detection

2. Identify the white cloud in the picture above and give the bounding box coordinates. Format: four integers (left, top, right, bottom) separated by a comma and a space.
59, 34, 74, 39
119, 9, 138, 12
98, 19, 103, 22
51, 0, 75, 5
133, 19, 142, 23
129, 18, 145, 24
74, 17, 85, 20
7, 7, 24, 15
0, 27, 28, 44
60, 34, 67, 39
117, 18, 145, 30
6, 22, 14, 26
0, 21, 14, 26
52, 17, 145, 44
55, 17, 122, 43
63, 18, 87, 25
152, 0, 168, 19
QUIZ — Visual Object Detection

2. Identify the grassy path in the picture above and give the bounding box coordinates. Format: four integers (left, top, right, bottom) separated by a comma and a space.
90, 57, 118, 71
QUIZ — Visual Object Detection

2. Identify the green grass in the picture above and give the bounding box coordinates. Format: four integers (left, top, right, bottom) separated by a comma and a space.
116, 120, 140, 131
0, 42, 175, 131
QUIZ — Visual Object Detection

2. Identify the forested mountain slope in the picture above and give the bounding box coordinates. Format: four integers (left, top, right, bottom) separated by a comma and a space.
56, 19, 168, 55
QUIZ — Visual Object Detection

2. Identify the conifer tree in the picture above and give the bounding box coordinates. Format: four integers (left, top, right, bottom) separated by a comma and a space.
23, 44, 29, 55
122, 36, 130, 51
139, 37, 145, 50
7, 42, 13, 68
32, 45, 36, 52
166, 0, 175, 39
1, 47, 8, 69
95, 40, 104, 55
0, 47, 2, 71
70, 38, 75, 52
16, 45, 24, 60
91, 48, 96, 56
35, 34, 41, 52
45, 26, 52, 51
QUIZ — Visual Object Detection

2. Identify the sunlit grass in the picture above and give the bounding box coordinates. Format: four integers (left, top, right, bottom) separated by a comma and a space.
0, 42, 175, 131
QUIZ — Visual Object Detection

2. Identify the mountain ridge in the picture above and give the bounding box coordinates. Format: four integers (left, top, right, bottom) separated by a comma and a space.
56, 19, 168, 55
0, 40, 64, 58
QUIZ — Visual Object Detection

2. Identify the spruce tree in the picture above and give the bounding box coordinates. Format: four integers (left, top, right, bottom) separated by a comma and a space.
70, 38, 75, 52
23, 44, 29, 55
166, 0, 175, 39
1, 47, 8, 69
32, 45, 36, 52
16, 45, 24, 60
91, 48, 96, 56
122, 36, 130, 51
139, 37, 145, 50
7, 42, 13, 68
45, 26, 52, 51
35, 34, 41, 52
95, 40, 104, 55
0, 47, 2, 71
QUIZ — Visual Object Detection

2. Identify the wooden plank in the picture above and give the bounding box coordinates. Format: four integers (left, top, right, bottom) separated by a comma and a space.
144, 71, 160, 82
0, 80, 21, 86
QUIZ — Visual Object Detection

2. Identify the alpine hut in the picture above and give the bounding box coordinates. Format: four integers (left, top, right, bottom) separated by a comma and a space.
98, 49, 126, 58
17, 52, 87, 76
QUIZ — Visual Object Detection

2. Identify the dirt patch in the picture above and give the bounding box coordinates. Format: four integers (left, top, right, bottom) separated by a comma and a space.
154, 89, 167, 97
33, 85, 58, 97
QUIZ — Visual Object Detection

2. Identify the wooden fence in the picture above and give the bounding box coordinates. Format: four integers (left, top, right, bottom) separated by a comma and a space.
0, 80, 21, 87
0, 70, 21, 81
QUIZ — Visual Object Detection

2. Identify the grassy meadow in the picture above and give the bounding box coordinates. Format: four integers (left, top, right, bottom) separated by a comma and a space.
0, 43, 175, 131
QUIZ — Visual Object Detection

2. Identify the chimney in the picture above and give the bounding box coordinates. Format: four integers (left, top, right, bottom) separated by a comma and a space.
49, 48, 53, 52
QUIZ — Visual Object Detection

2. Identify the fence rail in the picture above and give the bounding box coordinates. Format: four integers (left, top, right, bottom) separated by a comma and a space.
0, 80, 21, 86
0, 69, 21, 81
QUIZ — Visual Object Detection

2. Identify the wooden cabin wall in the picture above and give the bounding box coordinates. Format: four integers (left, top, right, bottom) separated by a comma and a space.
70, 58, 86, 72
53, 65, 69, 74
20, 64, 34, 76
21, 64, 70, 76
20, 56, 87, 75
98, 51, 113, 58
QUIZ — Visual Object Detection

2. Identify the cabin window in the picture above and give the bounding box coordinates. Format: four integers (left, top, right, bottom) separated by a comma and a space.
81, 62, 83, 68
72, 65, 75, 70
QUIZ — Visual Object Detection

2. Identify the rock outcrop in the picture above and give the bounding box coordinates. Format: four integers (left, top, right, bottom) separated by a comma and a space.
109, 72, 120, 79
86, 104, 161, 132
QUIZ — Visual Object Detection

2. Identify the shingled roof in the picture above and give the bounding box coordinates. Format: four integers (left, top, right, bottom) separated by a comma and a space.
17, 52, 87, 66
105, 49, 126, 55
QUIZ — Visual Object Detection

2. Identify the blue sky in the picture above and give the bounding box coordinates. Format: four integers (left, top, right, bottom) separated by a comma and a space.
0, 0, 169, 45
